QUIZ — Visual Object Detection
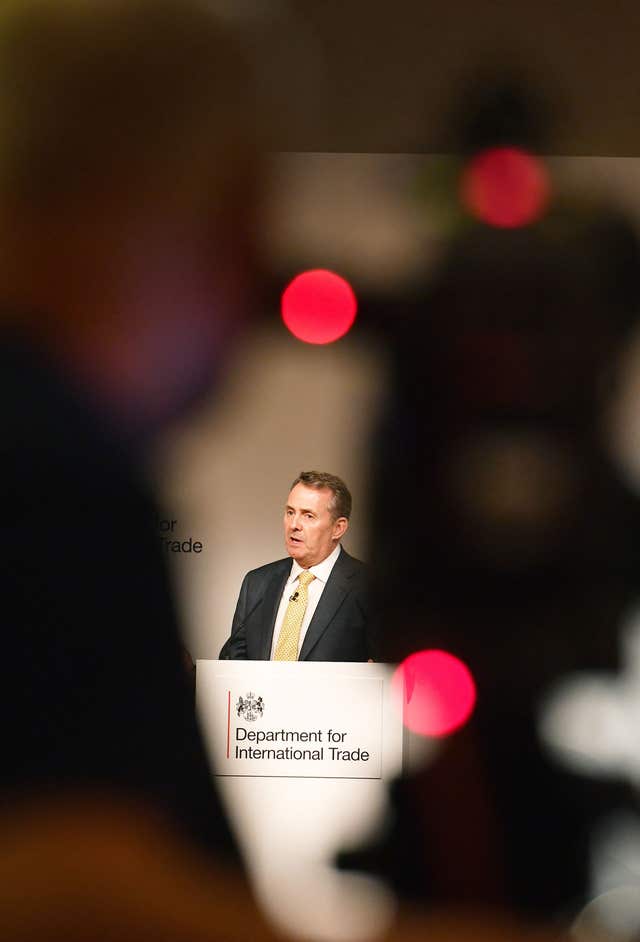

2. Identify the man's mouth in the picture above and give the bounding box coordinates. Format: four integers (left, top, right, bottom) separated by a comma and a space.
288, 536, 303, 544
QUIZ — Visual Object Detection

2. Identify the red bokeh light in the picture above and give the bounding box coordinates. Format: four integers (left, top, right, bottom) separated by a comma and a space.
460, 146, 550, 228
281, 269, 357, 344
392, 649, 477, 737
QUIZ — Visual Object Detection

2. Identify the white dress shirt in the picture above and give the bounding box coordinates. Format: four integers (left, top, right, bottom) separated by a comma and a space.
270, 543, 342, 659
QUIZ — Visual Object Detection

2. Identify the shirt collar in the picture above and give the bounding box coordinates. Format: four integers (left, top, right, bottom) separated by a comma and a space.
287, 542, 342, 585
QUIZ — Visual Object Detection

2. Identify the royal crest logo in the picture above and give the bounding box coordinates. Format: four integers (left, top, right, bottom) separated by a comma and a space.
236, 691, 264, 722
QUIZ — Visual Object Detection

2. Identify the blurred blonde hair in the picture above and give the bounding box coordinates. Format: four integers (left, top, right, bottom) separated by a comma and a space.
0, 0, 257, 211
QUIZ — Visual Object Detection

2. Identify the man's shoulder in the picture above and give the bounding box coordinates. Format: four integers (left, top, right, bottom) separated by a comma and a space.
337, 547, 365, 569
334, 547, 367, 583
243, 557, 291, 584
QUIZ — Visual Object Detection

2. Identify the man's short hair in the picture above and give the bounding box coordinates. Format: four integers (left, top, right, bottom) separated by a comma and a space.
290, 471, 352, 520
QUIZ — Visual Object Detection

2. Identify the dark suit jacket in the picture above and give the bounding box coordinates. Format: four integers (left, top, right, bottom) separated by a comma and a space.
219, 547, 372, 661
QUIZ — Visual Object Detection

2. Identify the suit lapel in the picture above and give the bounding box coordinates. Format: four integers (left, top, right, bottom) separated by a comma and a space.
299, 548, 354, 661
258, 563, 291, 659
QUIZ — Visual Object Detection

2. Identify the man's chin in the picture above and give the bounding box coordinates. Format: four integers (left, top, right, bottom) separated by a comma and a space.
286, 545, 308, 564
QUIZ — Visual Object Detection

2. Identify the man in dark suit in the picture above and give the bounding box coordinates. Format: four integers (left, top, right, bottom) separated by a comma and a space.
219, 471, 372, 661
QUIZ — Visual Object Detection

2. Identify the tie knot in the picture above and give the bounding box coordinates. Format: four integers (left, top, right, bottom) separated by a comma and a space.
298, 570, 315, 588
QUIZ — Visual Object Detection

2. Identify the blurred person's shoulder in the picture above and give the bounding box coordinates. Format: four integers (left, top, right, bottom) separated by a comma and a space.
0, 331, 130, 476
0, 329, 162, 582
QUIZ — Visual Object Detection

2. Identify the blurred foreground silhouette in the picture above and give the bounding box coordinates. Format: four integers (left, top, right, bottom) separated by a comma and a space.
0, 0, 261, 929
361, 76, 640, 920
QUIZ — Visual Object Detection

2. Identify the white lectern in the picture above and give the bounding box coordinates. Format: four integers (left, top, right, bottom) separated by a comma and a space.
196, 660, 403, 941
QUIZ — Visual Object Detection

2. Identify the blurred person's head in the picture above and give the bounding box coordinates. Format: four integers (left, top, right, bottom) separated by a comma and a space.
0, 0, 261, 433
284, 472, 351, 568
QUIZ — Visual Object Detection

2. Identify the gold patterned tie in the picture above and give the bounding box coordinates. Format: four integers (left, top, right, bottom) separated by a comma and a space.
273, 570, 316, 661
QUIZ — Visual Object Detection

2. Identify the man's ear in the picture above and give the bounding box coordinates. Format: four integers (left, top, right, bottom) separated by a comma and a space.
333, 517, 348, 540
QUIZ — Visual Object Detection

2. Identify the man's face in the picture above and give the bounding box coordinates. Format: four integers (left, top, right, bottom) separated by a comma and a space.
283, 483, 348, 568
